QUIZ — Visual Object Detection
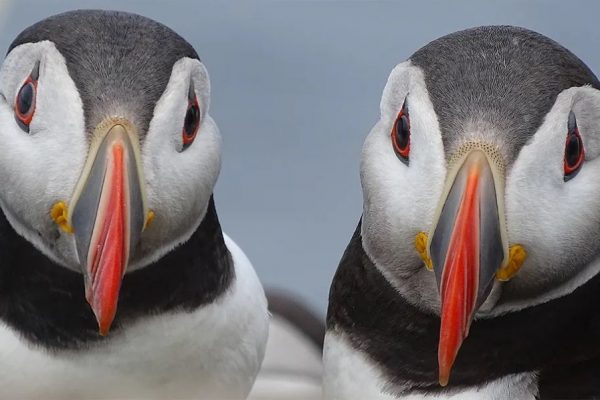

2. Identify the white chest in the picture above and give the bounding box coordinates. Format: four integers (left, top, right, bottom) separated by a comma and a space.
322, 332, 538, 400
0, 236, 269, 400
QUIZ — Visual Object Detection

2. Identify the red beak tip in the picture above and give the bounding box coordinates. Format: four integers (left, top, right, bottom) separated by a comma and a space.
87, 298, 115, 337
439, 374, 450, 387
95, 314, 114, 336
438, 356, 455, 387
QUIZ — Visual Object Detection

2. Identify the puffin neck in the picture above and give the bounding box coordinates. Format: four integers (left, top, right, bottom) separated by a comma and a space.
327, 221, 600, 396
0, 196, 234, 350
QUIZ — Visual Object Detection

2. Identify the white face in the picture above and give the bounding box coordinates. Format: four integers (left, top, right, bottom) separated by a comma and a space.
361, 62, 446, 312
0, 41, 221, 272
361, 61, 600, 315
501, 86, 600, 313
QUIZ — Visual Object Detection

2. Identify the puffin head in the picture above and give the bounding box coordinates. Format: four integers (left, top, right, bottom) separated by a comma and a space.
0, 10, 221, 335
360, 26, 600, 385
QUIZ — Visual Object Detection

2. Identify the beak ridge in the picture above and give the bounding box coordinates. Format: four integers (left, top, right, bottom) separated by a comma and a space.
428, 149, 506, 386
69, 122, 146, 335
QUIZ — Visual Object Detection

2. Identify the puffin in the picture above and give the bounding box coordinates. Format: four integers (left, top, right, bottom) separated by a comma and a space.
324, 26, 600, 399
0, 10, 268, 399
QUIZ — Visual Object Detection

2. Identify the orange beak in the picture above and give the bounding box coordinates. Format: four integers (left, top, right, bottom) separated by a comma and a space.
428, 149, 507, 386
69, 121, 147, 335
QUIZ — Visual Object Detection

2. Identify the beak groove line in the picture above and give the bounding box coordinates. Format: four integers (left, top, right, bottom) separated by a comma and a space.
64, 118, 149, 335
426, 144, 509, 386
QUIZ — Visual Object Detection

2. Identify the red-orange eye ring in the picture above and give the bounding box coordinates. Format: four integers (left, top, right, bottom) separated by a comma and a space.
563, 111, 584, 181
14, 76, 37, 132
391, 100, 410, 164
182, 96, 201, 150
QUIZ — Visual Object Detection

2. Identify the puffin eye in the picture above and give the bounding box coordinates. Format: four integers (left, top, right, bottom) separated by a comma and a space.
14, 77, 37, 133
391, 100, 410, 165
14, 61, 40, 133
563, 111, 584, 181
182, 83, 201, 151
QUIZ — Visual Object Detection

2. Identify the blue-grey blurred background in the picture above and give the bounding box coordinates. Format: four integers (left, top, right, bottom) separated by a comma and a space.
1, 0, 599, 316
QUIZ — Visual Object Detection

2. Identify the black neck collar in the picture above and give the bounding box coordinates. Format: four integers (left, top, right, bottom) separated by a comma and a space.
327, 221, 600, 397
0, 196, 234, 350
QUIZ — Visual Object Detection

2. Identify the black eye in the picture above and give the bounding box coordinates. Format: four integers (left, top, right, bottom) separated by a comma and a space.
17, 83, 34, 114
14, 62, 40, 133
14, 79, 37, 132
563, 111, 584, 181
391, 100, 410, 164
182, 98, 200, 150
184, 102, 200, 136
182, 81, 201, 150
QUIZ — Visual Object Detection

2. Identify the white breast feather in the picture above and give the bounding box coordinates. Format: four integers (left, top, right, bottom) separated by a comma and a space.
323, 332, 538, 400
0, 234, 269, 400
